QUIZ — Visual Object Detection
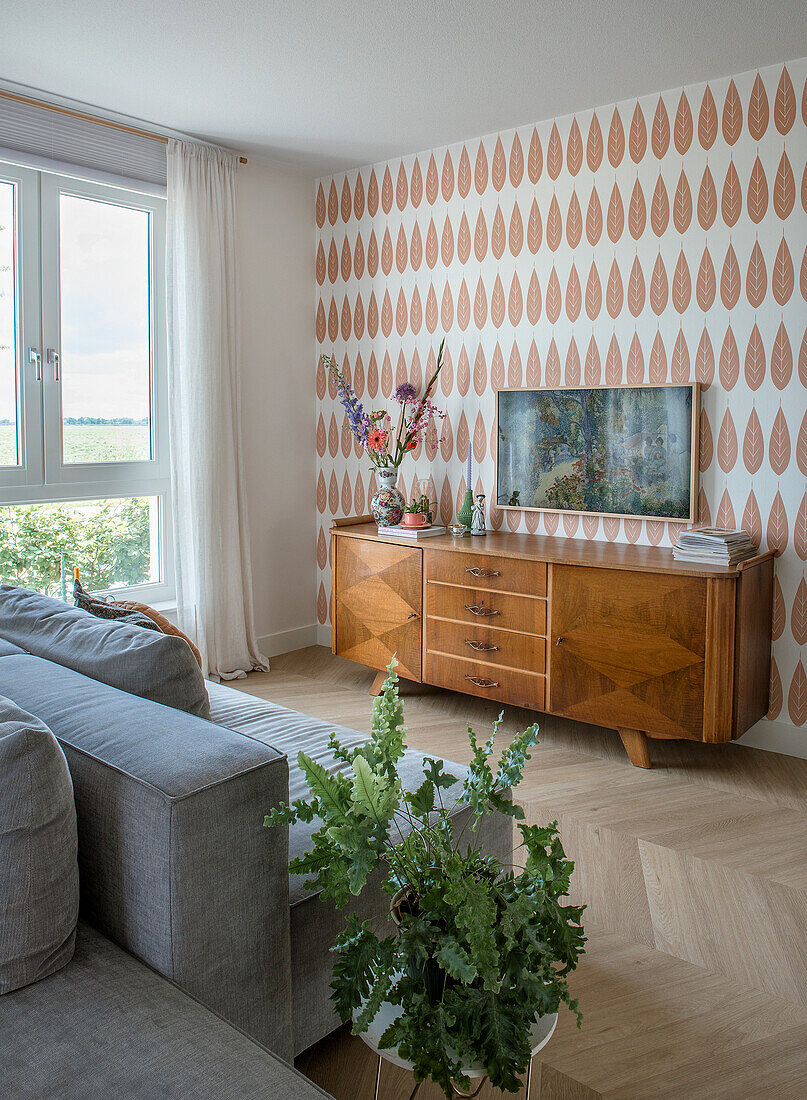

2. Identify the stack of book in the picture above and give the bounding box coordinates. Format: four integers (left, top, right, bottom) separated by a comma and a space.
380, 524, 446, 539
672, 528, 758, 565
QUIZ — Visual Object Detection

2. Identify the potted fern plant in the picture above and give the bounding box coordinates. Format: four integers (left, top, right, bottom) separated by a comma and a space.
265, 661, 585, 1097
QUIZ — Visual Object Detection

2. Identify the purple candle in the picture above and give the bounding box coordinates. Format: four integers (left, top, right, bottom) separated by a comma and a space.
466, 446, 472, 491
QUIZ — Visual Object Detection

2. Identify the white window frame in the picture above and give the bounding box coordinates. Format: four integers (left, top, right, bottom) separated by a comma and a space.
0, 162, 43, 489
0, 160, 174, 603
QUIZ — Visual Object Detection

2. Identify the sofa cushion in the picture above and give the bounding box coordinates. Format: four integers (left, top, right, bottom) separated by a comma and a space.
0, 696, 79, 995
0, 584, 209, 718
206, 681, 369, 901
0, 921, 330, 1099
72, 575, 162, 631
111, 598, 204, 668
0, 653, 294, 1061
206, 681, 466, 904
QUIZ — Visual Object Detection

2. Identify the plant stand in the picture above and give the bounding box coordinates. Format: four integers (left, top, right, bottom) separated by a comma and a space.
361, 1009, 556, 1099
370, 1053, 495, 1099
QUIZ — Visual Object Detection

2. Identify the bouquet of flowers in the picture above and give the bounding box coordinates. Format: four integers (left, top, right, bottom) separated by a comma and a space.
321, 339, 446, 470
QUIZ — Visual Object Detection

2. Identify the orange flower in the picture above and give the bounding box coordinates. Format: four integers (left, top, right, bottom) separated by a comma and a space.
367, 428, 387, 452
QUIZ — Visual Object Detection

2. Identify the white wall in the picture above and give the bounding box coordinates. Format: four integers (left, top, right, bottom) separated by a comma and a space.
237, 159, 317, 656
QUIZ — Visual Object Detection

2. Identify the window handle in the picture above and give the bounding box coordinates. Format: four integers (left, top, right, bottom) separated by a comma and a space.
28, 348, 42, 382
47, 348, 60, 381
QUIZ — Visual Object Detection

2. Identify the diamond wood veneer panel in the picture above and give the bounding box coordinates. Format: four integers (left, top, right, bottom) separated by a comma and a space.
549, 565, 707, 737
334, 536, 422, 680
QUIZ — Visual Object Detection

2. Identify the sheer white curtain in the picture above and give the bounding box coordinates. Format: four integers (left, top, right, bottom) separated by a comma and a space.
166, 139, 268, 679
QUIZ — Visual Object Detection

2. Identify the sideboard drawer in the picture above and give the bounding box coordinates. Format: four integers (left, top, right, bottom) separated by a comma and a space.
425, 549, 547, 596
425, 652, 545, 711
426, 617, 546, 675
427, 583, 547, 635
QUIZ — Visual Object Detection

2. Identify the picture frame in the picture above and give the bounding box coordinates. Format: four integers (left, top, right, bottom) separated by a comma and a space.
494, 383, 700, 524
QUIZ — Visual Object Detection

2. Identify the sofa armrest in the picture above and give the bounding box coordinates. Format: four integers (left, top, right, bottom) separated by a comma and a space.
0, 654, 293, 1060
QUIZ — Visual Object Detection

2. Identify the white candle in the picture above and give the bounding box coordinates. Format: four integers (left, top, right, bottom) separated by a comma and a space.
466, 446, 472, 491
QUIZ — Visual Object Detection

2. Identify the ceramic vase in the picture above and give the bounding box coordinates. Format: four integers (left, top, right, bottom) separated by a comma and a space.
457, 489, 474, 532
371, 467, 405, 527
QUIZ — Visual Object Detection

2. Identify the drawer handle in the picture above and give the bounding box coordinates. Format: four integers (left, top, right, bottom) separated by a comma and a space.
465, 675, 499, 688
464, 604, 500, 617
466, 567, 500, 578
465, 639, 499, 652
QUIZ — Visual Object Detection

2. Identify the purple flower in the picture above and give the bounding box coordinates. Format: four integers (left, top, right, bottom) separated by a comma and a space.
394, 382, 418, 405
324, 355, 370, 445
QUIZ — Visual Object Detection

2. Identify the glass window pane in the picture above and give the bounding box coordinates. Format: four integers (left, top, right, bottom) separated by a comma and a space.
0, 496, 159, 597
0, 179, 19, 467
59, 194, 151, 464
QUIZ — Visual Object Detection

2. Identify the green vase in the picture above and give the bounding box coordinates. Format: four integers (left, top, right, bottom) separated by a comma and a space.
457, 489, 474, 532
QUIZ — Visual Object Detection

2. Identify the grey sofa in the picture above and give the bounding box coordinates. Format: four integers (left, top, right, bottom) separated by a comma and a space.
0, 602, 512, 1087
2, 921, 331, 1099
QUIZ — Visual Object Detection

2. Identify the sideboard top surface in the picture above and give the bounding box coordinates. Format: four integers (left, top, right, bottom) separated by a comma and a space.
331, 522, 774, 580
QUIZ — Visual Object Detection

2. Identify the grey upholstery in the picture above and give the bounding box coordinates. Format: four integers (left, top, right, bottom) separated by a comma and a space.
0, 921, 330, 1099
207, 681, 514, 1054
0, 584, 209, 718
0, 653, 294, 1061
0, 696, 79, 994
0, 616, 514, 1065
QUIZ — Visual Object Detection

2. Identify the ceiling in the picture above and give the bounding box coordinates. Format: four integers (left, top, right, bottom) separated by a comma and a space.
3, 1, 805, 177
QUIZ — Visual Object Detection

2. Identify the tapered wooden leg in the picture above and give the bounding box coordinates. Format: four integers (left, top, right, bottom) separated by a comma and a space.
618, 728, 652, 769
369, 672, 386, 697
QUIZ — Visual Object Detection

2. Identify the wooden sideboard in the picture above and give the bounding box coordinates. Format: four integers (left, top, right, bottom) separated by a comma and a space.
330, 520, 774, 768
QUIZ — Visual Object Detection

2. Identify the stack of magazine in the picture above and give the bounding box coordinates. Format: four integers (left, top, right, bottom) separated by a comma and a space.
379, 524, 446, 539
672, 528, 758, 565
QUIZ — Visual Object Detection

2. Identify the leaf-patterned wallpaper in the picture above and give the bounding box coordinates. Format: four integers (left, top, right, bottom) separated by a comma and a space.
314, 56, 807, 732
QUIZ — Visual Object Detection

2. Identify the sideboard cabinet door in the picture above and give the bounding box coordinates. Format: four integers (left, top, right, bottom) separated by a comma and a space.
549, 565, 707, 739
333, 537, 422, 682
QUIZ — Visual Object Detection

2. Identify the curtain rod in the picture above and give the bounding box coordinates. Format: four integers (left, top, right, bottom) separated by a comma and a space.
0, 88, 248, 164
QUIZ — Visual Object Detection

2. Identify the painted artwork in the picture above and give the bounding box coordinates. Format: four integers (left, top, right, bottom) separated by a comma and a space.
496, 386, 695, 520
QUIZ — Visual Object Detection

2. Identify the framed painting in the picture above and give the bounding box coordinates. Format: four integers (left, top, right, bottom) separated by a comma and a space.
495, 384, 699, 523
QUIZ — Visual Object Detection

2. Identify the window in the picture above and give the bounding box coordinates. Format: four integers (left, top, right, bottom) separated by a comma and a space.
0, 161, 172, 601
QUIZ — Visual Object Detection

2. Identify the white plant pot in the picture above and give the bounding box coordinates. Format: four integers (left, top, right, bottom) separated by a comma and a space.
356, 998, 558, 1078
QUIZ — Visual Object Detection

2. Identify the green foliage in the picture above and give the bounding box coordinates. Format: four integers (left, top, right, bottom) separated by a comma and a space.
405, 493, 430, 515
265, 658, 586, 1097
0, 496, 152, 597
461, 712, 539, 826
